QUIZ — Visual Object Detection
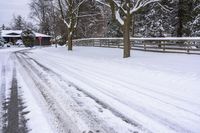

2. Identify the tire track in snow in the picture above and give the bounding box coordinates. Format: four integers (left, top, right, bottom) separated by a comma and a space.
30, 60, 142, 133
0, 65, 6, 132
15, 52, 119, 133
30, 51, 200, 108
59, 62, 198, 133
50, 68, 194, 133
2, 61, 29, 133
17, 51, 153, 133
15, 53, 82, 133
0, 65, 6, 101
48, 54, 200, 108
38, 54, 200, 117
58, 61, 200, 117
24, 52, 198, 133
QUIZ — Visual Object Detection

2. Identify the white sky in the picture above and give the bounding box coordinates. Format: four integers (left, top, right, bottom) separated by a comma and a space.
0, 0, 30, 27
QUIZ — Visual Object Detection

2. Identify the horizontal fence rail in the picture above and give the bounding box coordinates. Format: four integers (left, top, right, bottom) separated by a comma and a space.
73, 37, 200, 54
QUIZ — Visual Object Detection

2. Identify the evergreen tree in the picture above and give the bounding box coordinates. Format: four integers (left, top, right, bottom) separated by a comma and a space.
176, 0, 193, 37
135, 1, 176, 37
189, 0, 200, 36
106, 20, 123, 37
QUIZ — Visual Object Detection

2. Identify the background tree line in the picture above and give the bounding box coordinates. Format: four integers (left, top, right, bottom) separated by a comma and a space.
2, 0, 199, 57
27, 0, 199, 37
4, 0, 200, 39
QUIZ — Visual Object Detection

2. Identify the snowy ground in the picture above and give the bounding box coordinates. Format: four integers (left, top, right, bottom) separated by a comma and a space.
0, 46, 200, 133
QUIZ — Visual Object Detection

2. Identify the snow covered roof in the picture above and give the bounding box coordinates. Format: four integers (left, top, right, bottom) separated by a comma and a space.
2, 30, 52, 38
2, 30, 22, 37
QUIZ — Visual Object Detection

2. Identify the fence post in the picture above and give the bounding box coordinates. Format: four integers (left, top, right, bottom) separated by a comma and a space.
187, 41, 190, 54
187, 46, 190, 53
144, 41, 147, 51
99, 40, 102, 47
163, 41, 165, 52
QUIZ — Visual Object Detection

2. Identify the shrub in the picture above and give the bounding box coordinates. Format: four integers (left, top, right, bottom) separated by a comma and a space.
21, 29, 36, 47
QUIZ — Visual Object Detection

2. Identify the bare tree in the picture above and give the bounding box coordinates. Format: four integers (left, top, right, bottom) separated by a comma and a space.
57, 0, 86, 50
96, 0, 160, 58
11, 15, 25, 30
75, 0, 108, 38
29, 0, 52, 34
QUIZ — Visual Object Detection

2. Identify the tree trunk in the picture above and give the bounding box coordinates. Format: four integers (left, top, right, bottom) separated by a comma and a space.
132, 14, 135, 37
123, 12, 131, 58
67, 31, 72, 50
177, 0, 183, 37
108, 0, 115, 21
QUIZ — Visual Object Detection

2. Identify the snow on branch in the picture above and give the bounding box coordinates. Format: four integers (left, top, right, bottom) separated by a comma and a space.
63, 19, 70, 28
115, 9, 124, 25
131, 0, 160, 13
95, 0, 110, 7
194, 4, 200, 11
157, 2, 173, 13
95, 0, 160, 25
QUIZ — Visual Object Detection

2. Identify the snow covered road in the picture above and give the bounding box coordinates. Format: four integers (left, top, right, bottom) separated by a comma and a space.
15, 48, 141, 133
1, 46, 200, 133
25, 46, 200, 133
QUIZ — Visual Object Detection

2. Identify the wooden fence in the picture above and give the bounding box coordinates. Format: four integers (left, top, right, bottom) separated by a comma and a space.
73, 37, 200, 54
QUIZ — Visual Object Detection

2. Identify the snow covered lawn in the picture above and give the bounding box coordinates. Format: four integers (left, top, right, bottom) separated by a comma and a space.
25, 46, 200, 133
